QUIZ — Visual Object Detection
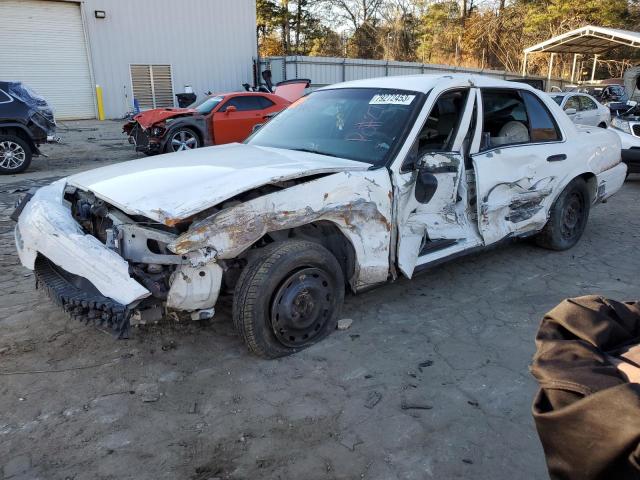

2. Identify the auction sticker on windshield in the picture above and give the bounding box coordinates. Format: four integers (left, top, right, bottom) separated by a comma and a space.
369, 93, 416, 105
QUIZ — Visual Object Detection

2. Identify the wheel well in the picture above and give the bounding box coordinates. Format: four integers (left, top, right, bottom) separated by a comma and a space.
265, 221, 357, 291
0, 126, 35, 149
174, 125, 203, 144
577, 172, 597, 203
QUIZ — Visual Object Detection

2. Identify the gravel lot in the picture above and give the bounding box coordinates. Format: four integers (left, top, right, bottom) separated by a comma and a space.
1, 120, 638, 479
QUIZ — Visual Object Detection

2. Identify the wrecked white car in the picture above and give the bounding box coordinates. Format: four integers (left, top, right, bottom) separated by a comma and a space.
14, 74, 626, 358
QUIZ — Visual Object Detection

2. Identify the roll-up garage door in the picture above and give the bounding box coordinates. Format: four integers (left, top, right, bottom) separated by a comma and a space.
0, 0, 95, 119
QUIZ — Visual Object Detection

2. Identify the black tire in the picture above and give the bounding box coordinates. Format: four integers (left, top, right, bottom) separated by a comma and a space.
0, 134, 32, 174
598, 122, 607, 128
535, 178, 590, 251
164, 128, 200, 153
233, 240, 345, 359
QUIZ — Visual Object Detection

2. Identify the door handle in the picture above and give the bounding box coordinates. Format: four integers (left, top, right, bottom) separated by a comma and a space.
547, 154, 567, 162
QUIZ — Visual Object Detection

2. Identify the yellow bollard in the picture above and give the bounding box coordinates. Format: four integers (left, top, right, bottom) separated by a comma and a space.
96, 85, 105, 121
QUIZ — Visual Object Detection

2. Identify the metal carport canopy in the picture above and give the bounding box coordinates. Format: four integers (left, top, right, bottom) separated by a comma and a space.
524, 25, 640, 54
522, 25, 640, 84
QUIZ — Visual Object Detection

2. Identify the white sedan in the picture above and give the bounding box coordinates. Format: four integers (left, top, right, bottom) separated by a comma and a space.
550, 92, 610, 128
14, 74, 626, 358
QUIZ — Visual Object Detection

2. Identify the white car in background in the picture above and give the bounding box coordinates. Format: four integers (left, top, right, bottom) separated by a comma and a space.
550, 92, 610, 128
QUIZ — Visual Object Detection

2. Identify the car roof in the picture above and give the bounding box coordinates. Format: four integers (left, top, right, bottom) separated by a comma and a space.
318, 73, 539, 94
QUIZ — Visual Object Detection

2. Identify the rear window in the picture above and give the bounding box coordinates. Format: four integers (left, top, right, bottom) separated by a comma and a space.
521, 91, 561, 142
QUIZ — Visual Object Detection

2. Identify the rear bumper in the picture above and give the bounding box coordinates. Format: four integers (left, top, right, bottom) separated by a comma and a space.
595, 163, 627, 202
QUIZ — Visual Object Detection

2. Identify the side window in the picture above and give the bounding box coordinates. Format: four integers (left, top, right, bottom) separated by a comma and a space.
480, 89, 530, 150
578, 96, 597, 111
521, 91, 561, 142
401, 89, 469, 171
416, 89, 469, 153
222, 96, 262, 112
564, 96, 580, 111
258, 96, 275, 109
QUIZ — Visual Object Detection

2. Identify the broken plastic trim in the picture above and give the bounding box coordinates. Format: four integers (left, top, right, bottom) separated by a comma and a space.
34, 256, 132, 339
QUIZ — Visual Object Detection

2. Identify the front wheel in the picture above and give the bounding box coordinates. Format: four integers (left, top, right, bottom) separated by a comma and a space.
0, 135, 32, 174
535, 178, 590, 250
233, 240, 345, 358
165, 128, 200, 153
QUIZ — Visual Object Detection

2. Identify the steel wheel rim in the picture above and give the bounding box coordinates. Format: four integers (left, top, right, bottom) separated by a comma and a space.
561, 191, 585, 240
270, 267, 335, 348
170, 130, 198, 151
0, 141, 26, 169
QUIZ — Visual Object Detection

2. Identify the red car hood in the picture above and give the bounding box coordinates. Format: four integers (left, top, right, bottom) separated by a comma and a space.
133, 108, 197, 129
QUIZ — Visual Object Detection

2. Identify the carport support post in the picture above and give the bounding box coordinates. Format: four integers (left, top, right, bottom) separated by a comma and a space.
547, 53, 555, 91
571, 54, 578, 83
521, 52, 528, 77
591, 54, 599, 82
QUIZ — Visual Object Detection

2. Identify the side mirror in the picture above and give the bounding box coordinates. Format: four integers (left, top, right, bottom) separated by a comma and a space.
415, 168, 438, 204
564, 107, 577, 115
225, 105, 237, 114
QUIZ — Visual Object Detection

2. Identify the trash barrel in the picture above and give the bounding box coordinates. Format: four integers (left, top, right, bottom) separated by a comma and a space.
176, 93, 197, 108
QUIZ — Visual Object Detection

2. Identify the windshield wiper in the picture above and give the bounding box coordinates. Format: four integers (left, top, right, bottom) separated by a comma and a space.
289, 147, 340, 158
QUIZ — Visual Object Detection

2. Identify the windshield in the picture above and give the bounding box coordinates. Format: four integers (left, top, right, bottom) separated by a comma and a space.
194, 95, 224, 114
551, 96, 564, 105
247, 88, 422, 165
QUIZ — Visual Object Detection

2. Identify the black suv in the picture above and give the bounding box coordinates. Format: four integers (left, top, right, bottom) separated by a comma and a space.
0, 82, 57, 173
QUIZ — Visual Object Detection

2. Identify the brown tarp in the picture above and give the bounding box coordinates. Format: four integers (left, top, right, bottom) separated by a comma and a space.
531, 295, 640, 480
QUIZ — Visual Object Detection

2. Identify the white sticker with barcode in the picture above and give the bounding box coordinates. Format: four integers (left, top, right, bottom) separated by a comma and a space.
369, 94, 416, 105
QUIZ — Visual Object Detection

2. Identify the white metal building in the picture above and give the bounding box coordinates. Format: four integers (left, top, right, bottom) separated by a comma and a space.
0, 0, 257, 119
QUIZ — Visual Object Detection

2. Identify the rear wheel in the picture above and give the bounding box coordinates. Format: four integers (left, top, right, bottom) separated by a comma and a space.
233, 240, 345, 358
165, 128, 200, 153
0, 135, 32, 174
535, 178, 590, 250
598, 122, 607, 128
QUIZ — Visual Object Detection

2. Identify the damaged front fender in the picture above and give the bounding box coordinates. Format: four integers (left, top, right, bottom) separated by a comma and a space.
168, 170, 394, 289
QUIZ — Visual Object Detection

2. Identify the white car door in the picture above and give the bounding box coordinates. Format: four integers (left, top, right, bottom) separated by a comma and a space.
577, 95, 599, 126
563, 95, 584, 124
470, 87, 570, 245
393, 85, 479, 277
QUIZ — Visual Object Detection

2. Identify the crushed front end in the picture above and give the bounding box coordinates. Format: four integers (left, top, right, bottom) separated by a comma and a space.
14, 181, 223, 337
123, 121, 164, 155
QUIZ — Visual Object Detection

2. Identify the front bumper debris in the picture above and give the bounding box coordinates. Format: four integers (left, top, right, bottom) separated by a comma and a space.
15, 180, 151, 305
35, 256, 131, 338
126, 122, 162, 154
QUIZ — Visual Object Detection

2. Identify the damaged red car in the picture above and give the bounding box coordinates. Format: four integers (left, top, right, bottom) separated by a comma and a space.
123, 80, 310, 155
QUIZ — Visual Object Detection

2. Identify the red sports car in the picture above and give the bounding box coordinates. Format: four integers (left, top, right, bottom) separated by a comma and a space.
124, 80, 309, 155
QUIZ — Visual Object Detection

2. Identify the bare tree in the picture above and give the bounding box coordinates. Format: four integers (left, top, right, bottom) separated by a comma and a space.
319, 0, 385, 31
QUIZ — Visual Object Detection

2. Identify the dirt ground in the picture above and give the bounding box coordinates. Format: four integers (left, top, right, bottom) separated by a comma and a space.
1, 120, 639, 480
